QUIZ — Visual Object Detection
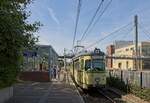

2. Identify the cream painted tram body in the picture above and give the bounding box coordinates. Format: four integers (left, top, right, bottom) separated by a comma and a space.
71, 48, 106, 89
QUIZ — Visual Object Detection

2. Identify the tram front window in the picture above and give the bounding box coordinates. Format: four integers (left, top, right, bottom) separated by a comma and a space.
92, 59, 105, 71
85, 59, 105, 71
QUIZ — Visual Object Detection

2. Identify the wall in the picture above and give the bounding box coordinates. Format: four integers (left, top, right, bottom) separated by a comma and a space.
0, 87, 13, 103
106, 45, 115, 69
108, 70, 150, 88
141, 42, 150, 70
19, 71, 50, 82
113, 45, 135, 70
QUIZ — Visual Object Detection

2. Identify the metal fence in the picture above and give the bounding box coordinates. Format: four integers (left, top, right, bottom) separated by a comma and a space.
107, 70, 150, 88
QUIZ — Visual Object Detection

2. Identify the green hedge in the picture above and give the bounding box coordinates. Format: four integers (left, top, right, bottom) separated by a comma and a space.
106, 77, 129, 93
0, 66, 19, 89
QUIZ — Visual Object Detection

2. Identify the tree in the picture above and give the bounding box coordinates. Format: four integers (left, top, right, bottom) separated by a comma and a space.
0, 0, 41, 88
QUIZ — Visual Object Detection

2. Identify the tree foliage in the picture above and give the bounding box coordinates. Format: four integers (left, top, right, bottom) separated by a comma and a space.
0, 0, 41, 88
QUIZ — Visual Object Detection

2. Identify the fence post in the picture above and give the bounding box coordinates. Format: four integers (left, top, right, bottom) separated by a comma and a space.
126, 78, 129, 93
140, 72, 143, 88
121, 70, 123, 81
109, 70, 111, 78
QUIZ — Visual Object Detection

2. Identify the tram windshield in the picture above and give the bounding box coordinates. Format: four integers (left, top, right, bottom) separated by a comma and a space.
85, 59, 105, 71
92, 59, 105, 71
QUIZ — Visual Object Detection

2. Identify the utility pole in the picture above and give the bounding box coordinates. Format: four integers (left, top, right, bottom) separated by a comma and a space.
74, 40, 84, 54
48, 47, 51, 69
64, 48, 66, 70
134, 15, 138, 70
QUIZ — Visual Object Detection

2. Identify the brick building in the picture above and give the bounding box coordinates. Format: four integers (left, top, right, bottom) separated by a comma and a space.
106, 45, 115, 69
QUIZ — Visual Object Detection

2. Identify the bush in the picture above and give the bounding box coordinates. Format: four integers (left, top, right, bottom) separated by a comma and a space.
0, 65, 19, 89
0, 0, 40, 89
107, 77, 128, 93
107, 77, 150, 102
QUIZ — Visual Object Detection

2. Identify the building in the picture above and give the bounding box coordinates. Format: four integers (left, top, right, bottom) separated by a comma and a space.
23, 45, 59, 71
36, 45, 58, 69
106, 41, 133, 69
114, 40, 133, 49
113, 42, 150, 70
106, 45, 115, 69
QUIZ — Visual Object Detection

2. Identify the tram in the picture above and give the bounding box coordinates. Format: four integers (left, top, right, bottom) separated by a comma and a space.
71, 48, 106, 89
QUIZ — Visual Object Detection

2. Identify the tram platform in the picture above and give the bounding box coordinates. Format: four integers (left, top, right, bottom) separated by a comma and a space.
5, 70, 84, 103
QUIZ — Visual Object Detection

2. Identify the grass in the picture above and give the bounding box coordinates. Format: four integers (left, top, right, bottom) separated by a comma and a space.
107, 77, 150, 102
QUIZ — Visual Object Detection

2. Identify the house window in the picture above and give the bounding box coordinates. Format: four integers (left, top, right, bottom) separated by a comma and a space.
130, 47, 134, 51
126, 61, 129, 69
118, 63, 122, 69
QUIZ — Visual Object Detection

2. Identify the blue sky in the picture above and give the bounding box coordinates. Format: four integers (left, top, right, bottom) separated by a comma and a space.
27, 0, 150, 55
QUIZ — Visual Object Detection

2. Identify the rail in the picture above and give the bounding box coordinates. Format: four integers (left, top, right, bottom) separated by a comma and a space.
98, 89, 116, 103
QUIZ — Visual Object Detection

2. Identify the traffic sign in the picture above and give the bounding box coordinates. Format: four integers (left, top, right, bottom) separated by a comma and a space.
23, 51, 37, 57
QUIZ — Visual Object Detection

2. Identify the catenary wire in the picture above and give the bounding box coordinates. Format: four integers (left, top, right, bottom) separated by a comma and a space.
81, 0, 112, 42
80, 0, 104, 41
84, 22, 132, 49
139, 24, 150, 40
72, 0, 82, 49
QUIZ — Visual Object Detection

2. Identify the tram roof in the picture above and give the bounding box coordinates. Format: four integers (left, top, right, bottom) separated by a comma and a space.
73, 49, 105, 59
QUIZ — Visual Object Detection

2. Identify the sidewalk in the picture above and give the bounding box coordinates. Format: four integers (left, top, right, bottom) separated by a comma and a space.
46, 70, 84, 103
5, 70, 84, 103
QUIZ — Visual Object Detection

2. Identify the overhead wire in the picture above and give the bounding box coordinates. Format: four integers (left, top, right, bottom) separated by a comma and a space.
80, 0, 104, 41
88, 24, 133, 48
103, 25, 134, 45
72, 0, 82, 49
140, 21, 150, 35
85, 0, 112, 40
139, 23, 150, 40
81, 0, 112, 42
118, 26, 134, 40
84, 22, 132, 49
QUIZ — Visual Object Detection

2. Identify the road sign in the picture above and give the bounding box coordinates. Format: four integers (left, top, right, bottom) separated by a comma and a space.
23, 51, 37, 57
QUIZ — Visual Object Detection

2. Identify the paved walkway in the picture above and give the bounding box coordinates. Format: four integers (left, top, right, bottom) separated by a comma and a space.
6, 70, 84, 103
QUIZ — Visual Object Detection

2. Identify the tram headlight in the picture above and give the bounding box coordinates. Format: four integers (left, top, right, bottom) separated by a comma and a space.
95, 78, 100, 82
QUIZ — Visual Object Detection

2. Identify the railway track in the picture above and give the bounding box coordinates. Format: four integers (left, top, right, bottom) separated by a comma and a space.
98, 89, 116, 103
97, 88, 125, 103
80, 88, 112, 103
70, 75, 125, 103
76, 86, 125, 103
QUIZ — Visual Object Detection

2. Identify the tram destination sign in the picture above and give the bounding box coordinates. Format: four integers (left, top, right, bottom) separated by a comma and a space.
92, 56, 104, 59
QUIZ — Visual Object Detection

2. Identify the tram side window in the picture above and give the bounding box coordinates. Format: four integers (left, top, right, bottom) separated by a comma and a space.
81, 59, 84, 69
85, 60, 91, 70
75, 62, 80, 70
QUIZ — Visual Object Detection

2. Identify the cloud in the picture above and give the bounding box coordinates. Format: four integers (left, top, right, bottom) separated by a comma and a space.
48, 7, 60, 25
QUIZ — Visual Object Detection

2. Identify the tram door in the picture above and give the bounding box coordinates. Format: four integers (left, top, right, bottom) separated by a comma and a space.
73, 61, 74, 77
80, 59, 84, 86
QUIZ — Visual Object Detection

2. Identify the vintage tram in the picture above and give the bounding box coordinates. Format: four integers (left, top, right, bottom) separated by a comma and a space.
71, 48, 106, 89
